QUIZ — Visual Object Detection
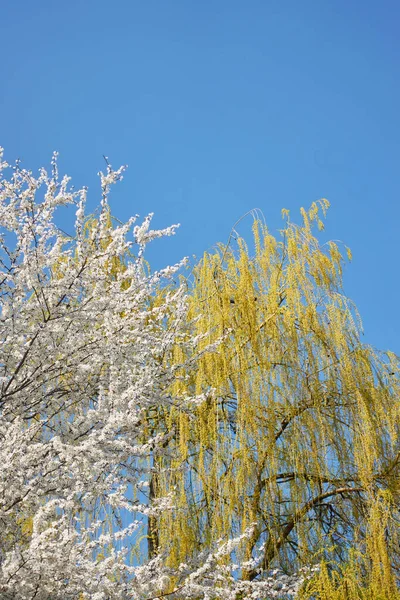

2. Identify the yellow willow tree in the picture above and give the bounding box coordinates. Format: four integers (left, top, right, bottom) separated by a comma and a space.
152, 200, 400, 592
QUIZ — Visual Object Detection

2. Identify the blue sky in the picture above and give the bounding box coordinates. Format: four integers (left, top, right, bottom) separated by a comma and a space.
1, 0, 399, 352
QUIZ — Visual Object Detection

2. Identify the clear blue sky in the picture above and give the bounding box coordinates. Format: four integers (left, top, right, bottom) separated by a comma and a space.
1, 1, 399, 352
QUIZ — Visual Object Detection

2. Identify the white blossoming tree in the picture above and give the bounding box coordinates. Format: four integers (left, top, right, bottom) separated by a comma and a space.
0, 149, 306, 599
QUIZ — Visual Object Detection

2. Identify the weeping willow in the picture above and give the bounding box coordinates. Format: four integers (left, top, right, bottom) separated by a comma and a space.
150, 200, 400, 595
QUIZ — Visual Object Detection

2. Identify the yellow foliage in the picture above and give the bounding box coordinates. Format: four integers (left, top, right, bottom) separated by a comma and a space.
150, 203, 400, 592
302, 494, 400, 598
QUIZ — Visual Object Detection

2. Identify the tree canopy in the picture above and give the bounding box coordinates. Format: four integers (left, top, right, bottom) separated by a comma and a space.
152, 202, 400, 597
0, 148, 399, 599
